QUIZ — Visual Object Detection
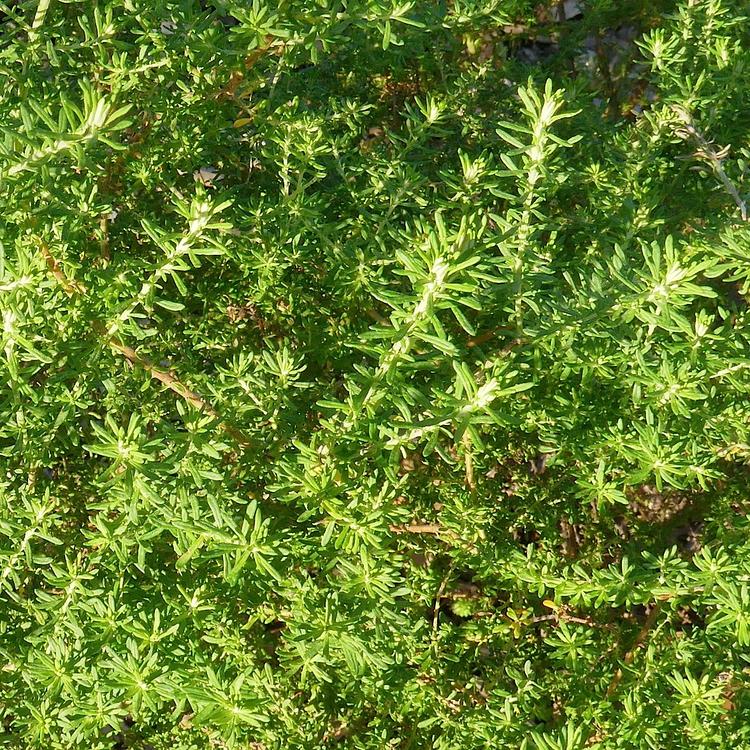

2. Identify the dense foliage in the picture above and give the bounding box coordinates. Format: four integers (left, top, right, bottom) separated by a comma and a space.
2, 0, 750, 747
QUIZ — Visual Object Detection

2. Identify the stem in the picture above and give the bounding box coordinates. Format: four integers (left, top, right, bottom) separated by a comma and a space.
38, 239, 253, 450
673, 106, 748, 221
606, 604, 661, 697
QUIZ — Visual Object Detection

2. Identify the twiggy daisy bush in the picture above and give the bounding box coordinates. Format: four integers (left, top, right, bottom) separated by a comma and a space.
1, 0, 750, 748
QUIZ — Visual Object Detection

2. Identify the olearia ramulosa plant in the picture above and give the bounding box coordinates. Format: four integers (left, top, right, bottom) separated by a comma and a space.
1, 0, 750, 748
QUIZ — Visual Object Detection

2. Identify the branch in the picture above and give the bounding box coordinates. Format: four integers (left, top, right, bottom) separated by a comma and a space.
606, 604, 661, 697
389, 523, 442, 535
462, 431, 476, 492
38, 238, 253, 449
40, 241, 86, 296
673, 106, 748, 222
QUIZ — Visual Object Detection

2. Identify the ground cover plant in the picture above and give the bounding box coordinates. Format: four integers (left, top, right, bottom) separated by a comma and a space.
1, 0, 750, 747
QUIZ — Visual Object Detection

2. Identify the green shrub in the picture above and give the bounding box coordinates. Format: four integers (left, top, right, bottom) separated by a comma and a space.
1, 0, 750, 747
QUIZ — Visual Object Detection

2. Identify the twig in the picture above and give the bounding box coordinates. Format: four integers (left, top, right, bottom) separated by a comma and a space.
91, 322, 217, 415
433, 576, 448, 632
535, 604, 611, 630
99, 215, 111, 262
462, 432, 476, 492
40, 241, 86, 296
216, 36, 275, 101
531, 613, 558, 624
90, 322, 253, 447
389, 523, 442, 535
711, 362, 750, 379
606, 604, 661, 697
501, 24, 559, 43
673, 106, 748, 221
366, 308, 390, 326
39, 239, 253, 449
466, 327, 500, 348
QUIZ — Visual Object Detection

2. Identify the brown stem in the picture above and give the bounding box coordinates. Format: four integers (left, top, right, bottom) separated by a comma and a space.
389, 523, 442, 535
39, 239, 253, 449
40, 241, 86, 296
99, 215, 110, 262
366, 308, 390, 325
606, 604, 661, 697
462, 431, 476, 492
90, 322, 253, 447
466, 325, 515, 348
